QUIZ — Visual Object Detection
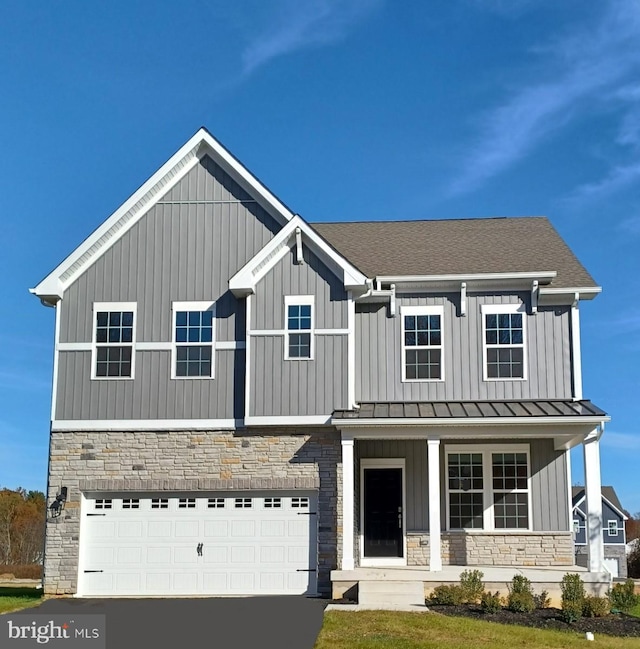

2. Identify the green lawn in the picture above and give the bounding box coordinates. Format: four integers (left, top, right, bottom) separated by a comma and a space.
0, 587, 43, 614
629, 602, 640, 618
314, 610, 640, 649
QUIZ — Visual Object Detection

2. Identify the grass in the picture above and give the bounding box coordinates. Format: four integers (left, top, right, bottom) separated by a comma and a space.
314, 610, 640, 649
629, 602, 640, 618
0, 586, 43, 614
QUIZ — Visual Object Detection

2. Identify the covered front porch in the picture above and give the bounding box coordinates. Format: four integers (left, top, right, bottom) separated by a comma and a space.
333, 399, 610, 598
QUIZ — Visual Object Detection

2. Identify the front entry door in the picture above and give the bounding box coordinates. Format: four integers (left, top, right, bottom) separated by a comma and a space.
363, 468, 403, 558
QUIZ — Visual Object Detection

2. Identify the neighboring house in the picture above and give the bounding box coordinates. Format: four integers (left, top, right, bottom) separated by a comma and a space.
573, 486, 628, 578
31, 128, 611, 599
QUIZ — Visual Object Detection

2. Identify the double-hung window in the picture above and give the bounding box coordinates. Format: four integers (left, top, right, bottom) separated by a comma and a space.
482, 304, 526, 380
172, 302, 215, 378
285, 296, 314, 360
607, 520, 619, 537
93, 303, 136, 379
401, 306, 444, 381
446, 445, 531, 531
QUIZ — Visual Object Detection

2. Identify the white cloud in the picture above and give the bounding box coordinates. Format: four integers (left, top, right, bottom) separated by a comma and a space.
568, 161, 640, 202
450, 2, 640, 194
241, 0, 381, 75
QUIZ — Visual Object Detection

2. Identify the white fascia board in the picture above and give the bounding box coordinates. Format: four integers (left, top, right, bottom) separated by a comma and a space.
376, 271, 557, 285
538, 286, 602, 304
332, 416, 609, 428
52, 418, 242, 431
229, 215, 368, 295
245, 415, 331, 426
31, 128, 296, 302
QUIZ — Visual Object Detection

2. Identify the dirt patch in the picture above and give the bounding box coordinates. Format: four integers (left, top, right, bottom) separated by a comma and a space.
429, 604, 640, 638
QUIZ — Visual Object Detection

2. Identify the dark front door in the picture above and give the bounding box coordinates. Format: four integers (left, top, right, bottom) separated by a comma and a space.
363, 468, 403, 558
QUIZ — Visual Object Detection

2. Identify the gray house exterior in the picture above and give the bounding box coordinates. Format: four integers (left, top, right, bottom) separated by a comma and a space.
32, 128, 610, 598
573, 486, 628, 578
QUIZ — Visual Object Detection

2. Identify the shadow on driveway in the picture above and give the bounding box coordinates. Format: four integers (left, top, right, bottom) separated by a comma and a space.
16, 596, 327, 649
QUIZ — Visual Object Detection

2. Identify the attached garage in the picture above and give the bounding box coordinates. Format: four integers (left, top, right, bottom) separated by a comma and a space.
78, 491, 318, 597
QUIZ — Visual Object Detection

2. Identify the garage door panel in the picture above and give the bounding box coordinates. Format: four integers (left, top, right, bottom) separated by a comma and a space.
80, 491, 318, 596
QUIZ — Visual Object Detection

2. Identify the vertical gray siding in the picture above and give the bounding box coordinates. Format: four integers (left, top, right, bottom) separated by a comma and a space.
56, 156, 280, 421
356, 293, 572, 402
249, 244, 349, 417
356, 440, 428, 531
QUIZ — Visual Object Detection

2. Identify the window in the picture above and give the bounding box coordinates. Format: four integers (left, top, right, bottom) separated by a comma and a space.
93, 303, 136, 378
445, 445, 530, 531
285, 296, 314, 360
151, 498, 168, 509
608, 520, 619, 536
172, 302, 215, 378
573, 519, 580, 534
291, 497, 309, 509
178, 498, 196, 509
208, 498, 225, 509
264, 497, 282, 508
482, 304, 526, 380
235, 498, 252, 508
401, 306, 444, 381
122, 498, 140, 509
94, 499, 112, 510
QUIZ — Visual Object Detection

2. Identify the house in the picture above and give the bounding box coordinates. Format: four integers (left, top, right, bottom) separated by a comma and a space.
573, 486, 628, 578
31, 128, 611, 600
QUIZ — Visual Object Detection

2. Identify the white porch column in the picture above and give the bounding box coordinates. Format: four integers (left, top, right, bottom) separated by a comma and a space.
583, 431, 604, 572
341, 434, 355, 570
427, 438, 442, 571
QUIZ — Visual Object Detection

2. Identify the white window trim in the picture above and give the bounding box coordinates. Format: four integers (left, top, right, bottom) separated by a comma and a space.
444, 444, 532, 532
607, 520, 619, 536
481, 303, 528, 382
400, 305, 445, 382
360, 458, 407, 567
171, 301, 216, 380
91, 302, 137, 380
284, 295, 314, 361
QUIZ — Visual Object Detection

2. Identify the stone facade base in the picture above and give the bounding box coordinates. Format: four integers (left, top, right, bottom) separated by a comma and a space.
575, 544, 628, 578
406, 531, 574, 568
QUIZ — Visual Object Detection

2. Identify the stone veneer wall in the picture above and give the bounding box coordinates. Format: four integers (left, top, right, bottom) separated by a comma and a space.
406, 532, 574, 567
575, 544, 628, 578
45, 428, 341, 596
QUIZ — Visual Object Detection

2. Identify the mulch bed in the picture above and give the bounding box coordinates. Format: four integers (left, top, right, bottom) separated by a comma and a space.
429, 604, 640, 638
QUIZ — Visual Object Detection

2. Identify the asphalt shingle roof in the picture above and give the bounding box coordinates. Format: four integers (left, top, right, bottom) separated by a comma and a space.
572, 486, 625, 513
312, 216, 597, 289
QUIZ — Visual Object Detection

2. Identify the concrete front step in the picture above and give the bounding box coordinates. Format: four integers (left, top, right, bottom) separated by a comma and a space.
358, 580, 426, 608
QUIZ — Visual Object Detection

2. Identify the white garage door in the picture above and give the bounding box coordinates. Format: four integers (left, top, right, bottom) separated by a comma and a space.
604, 557, 619, 578
78, 492, 317, 597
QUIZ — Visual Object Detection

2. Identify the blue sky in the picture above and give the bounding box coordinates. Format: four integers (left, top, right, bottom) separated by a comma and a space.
1, 1, 639, 512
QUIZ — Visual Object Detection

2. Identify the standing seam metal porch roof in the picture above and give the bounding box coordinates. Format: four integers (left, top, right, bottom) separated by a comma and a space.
332, 400, 607, 420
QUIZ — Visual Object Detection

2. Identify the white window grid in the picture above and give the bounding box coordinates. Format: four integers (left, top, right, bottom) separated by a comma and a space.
91, 302, 137, 380
122, 498, 140, 509
284, 295, 314, 360
264, 497, 282, 508
481, 304, 527, 381
400, 306, 445, 382
178, 498, 196, 509
235, 498, 252, 508
208, 498, 225, 509
444, 444, 531, 531
94, 499, 112, 510
171, 301, 216, 380
151, 498, 169, 509
447, 452, 484, 530
607, 520, 619, 536
291, 497, 309, 508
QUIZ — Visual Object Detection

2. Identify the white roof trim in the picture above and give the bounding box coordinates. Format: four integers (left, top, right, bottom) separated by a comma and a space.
539, 286, 602, 302
229, 215, 368, 296
30, 128, 296, 301
572, 492, 628, 520
376, 271, 557, 284
332, 415, 609, 427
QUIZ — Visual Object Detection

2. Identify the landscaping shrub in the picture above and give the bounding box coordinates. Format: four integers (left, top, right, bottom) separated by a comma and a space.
628, 539, 640, 579
480, 591, 502, 614
459, 569, 484, 604
506, 575, 535, 613
429, 584, 465, 605
583, 595, 611, 618
561, 573, 586, 623
608, 579, 640, 613
533, 590, 551, 609
0, 565, 42, 580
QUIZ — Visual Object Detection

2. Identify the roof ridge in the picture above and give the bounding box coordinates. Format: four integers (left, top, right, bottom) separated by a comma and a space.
312, 216, 549, 225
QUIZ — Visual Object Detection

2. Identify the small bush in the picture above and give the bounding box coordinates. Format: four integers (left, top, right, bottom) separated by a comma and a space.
459, 569, 484, 604
480, 591, 503, 614
628, 539, 640, 579
533, 590, 551, 609
583, 595, 611, 618
506, 574, 535, 613
608, 579, 640, 612
429, 584, 465, 605
561, 573, 586, 623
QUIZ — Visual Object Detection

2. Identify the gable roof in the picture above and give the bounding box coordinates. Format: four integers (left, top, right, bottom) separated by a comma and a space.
30, 127, 296, 303
572, 486, 628, 519
312, 217, 597, 291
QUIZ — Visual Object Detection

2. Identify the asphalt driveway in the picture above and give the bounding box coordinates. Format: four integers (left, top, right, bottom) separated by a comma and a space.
12, 596, 327, 649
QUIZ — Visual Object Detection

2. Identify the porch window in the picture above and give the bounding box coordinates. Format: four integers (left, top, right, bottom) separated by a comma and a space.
93, 302, 136, 379
446, 445, 531, 531
285, 296, 314, 360
401, 306, 444, 381
172, 301, 216, 378
482, 304, 526, 380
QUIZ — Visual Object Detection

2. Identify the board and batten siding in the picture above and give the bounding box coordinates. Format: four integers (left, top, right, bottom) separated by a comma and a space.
356, 293, 572, 402
55, 156, 281, 421
249, 245, 349, 417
